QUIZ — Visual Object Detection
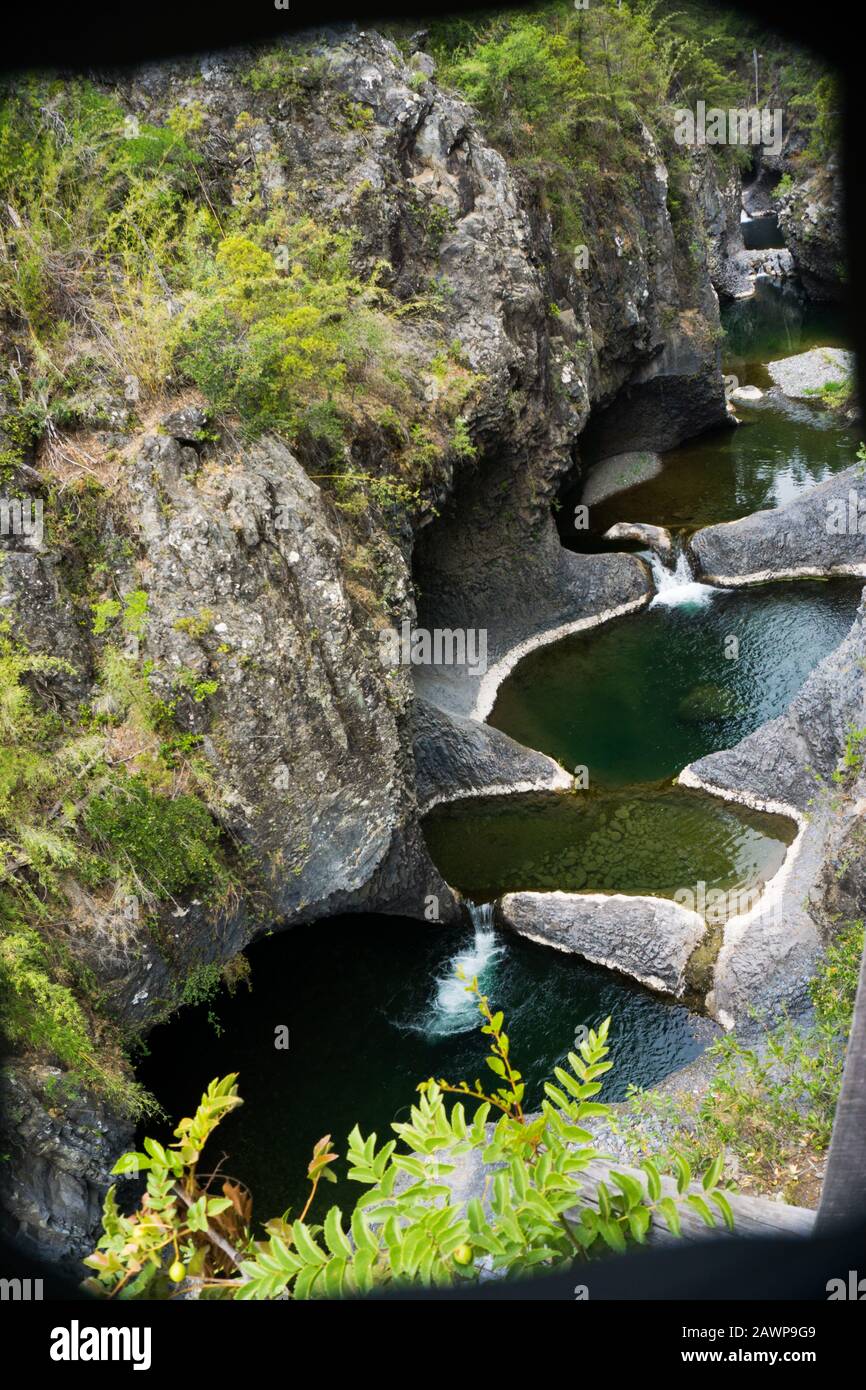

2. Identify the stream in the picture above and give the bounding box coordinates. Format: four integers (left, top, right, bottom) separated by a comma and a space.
140, 280, 860, 1227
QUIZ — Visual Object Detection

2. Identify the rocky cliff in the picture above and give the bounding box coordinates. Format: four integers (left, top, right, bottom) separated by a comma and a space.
0, 26, 744, 1268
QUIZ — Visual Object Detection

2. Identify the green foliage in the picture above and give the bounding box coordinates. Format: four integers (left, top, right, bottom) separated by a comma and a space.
617, 922, 863, 1203
832, 725, 866, 784
423, 1, 838, 255
0, 618, 232, 1110
242, 48, 328, 98
451, 415, 477, 461
173, 218, 391, 443
0, 925, 154, 1117
85, 776, 224, 897
84, 982, 730, 1299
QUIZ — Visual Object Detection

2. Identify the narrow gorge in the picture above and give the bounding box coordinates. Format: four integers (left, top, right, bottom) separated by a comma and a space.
0, 4, 863, 1296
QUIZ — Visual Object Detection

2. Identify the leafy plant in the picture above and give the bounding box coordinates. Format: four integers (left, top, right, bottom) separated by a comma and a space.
84, 979, 731, 1299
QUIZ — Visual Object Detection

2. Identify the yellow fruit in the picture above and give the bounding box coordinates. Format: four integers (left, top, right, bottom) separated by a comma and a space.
168, 1259, 186, 1283
453, 1244, 473, 1266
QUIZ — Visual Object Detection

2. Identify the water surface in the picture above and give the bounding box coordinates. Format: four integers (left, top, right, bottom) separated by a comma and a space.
489, 580, 861, 786
138, 912, 711, 1223
422, 787, 793, 905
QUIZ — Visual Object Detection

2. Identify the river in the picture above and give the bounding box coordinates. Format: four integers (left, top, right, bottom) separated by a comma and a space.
139, 280, 859, 1228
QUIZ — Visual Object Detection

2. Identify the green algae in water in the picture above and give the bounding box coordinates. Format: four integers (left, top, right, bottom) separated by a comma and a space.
422, 787, 794, 907
138, 913, 712, 1225
489, 581, 862, 787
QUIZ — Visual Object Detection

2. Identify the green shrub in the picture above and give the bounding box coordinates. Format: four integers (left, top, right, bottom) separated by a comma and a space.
85, 776, 223, 897
0, 924, 155, 1117
617, 922, 864, 1203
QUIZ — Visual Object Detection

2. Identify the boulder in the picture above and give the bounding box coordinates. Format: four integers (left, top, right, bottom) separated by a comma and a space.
603, 521, 673, 554
766, 347, 853, 400
499, 890, 706, 998
581, 452, 664, 506
690, 464, 866, 585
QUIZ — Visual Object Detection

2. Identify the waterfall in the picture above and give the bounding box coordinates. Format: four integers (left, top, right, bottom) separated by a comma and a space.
648, 545, 716, 608
421, 901, 505, 1037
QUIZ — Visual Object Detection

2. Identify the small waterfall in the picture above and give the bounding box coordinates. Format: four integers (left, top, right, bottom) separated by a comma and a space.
648, 545, 716, 608
421, 901, 505, 1037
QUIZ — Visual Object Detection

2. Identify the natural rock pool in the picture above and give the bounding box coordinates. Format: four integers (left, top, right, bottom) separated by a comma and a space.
421, 787, 794, 905
141, 285, 860, 1212
487, 580, 862, 786
138, 911, 714, 1221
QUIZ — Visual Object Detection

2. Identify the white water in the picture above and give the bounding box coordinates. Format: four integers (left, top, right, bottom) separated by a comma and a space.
420, 902, 506, 1037
648, 548, 716, 608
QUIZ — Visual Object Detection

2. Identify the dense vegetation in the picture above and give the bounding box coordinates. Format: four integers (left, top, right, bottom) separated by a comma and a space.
0, 597, 237, 1114
386, 0, 840, 253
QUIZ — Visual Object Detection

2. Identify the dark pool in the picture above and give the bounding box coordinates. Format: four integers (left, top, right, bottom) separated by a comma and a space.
136, 913, 712, 1224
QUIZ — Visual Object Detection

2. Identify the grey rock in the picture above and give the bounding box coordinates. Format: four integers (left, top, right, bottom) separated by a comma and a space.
581, 452, 664, 506
603, 521, 672, 554
690, 464, 866, 584
766, 347, 853, 400
499, 891, 707, 998
776, 169, 846, 302
160, 404, 210, 444
0, 1063, 134, 1274
413, 698, 571, 810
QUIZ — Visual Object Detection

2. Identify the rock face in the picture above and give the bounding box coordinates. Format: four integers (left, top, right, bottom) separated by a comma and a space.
0, 27, 739, 1265
0, 1064, 134, 1273
681, 593, 866, 1026
690, 465, 866, 585
776, 168, 847, 302
413, 700, 571, 810
498, 891, 706, 998
691, 148, 751, 299
126, 433, 458, 948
